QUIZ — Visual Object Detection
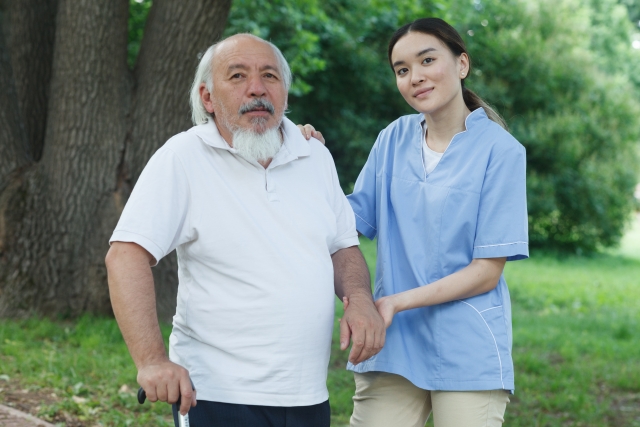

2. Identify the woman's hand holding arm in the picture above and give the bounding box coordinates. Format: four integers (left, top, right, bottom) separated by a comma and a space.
375, 257, 507, 327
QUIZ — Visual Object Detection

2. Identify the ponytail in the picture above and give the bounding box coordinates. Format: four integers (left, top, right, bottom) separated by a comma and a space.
462, 85, 508, 130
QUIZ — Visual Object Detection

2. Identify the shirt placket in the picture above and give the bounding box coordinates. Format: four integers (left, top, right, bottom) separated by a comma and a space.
264, 168, 279, 202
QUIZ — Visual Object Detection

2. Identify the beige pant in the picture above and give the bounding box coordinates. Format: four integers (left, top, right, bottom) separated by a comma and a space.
350, 372, 510, 427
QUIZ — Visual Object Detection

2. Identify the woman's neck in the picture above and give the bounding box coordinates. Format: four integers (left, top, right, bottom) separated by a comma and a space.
424, 98, 472, 153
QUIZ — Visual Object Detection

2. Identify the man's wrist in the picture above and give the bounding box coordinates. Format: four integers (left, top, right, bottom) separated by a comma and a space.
344, 290, 374, 304
134, 351, 170, 370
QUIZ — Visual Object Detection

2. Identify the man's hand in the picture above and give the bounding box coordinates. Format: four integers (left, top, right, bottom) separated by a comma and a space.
296, 123, 325, 144
340, 295, 386, 365
138, 359, 196, 416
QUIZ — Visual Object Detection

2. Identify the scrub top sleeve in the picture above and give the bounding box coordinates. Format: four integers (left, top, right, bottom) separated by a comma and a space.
473, 143, 529, 261
347, 140, 379, 240
110, 147, 193, 265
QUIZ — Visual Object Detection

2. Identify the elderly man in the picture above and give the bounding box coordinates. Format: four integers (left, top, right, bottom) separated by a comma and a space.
105, 34, 385, 426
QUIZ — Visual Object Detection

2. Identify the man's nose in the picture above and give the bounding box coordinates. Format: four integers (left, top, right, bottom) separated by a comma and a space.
247, 75, 267, 97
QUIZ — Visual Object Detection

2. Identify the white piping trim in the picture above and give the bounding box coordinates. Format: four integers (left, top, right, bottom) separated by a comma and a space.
354, 212, 377, 232
474, 241, 528, 249
460, 301, 505, 389
480, 305, 502, 313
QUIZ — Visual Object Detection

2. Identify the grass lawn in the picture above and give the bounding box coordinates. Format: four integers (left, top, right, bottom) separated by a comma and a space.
1, 215, 639, 426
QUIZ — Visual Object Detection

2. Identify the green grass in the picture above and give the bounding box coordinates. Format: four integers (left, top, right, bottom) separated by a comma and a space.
1, 217, 639, 426
0, 316, 174, 426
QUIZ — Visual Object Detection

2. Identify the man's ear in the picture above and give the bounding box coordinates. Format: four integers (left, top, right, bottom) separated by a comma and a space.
199, 83, 216, 114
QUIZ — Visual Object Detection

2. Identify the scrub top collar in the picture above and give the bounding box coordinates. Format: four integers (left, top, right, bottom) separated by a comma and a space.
190, 116, 311, 169
418, 106, 488, 134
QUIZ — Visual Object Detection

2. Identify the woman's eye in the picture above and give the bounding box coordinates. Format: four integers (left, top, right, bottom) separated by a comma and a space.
422, 57, 434, 64
396, 68, 408, 76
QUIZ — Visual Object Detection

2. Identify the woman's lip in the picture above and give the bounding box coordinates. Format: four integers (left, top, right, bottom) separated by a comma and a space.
413, 87, 434, 98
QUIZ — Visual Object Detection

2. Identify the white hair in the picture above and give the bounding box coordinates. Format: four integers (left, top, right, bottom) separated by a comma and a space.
189, 34, 292, 126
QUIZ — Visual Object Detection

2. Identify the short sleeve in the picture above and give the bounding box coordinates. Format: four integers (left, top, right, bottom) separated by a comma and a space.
473, 143, 529, 261
110, 147, 193, 265
326, 150, 360, 254
347, 140, 379, 240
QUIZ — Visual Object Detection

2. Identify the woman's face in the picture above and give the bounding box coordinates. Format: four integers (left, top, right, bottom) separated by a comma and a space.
391, 32, 469, 116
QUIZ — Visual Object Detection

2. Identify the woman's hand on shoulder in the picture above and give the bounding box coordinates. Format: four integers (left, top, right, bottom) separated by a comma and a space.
296, 123, 325, 145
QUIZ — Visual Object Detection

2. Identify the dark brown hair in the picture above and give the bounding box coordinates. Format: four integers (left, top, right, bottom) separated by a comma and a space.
388, 18, 507, 129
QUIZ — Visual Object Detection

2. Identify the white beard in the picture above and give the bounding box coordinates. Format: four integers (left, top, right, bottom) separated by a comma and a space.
232, 125, 283, 163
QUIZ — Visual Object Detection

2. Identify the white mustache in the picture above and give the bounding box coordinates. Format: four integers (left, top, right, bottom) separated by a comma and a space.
238, 99, 275, 115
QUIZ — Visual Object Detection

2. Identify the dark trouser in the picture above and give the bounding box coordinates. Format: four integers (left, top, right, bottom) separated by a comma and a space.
172, 399, 330, 427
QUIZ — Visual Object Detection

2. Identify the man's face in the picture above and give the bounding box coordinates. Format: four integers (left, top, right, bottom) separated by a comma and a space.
202, 36, 288, 142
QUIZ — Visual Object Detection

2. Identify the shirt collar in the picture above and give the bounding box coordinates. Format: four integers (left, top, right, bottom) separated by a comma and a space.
418, 106, 488, 131
189, 116, 311, 166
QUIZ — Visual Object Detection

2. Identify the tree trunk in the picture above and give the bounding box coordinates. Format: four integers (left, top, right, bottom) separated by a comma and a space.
4, 0, 57, 162
0, 0, 231, 320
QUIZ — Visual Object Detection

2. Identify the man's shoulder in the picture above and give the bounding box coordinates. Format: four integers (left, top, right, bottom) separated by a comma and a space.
153, 125, 222, 164
162, 127, 206, 152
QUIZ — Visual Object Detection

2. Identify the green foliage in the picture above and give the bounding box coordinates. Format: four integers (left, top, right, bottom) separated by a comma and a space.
457, 0, 640, 251
126, 0, 640, 251
128, 0, 152, 68
619, 0, 640, 23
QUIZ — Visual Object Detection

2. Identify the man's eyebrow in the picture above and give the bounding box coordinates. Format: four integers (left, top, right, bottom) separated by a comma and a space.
392, 47, 438, 68
226, 64, 280, 74
260, 64, 280, 74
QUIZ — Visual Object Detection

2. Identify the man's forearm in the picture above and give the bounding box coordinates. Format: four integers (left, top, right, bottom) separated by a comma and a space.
106, 242, 167, 368
332, 245, 372, 301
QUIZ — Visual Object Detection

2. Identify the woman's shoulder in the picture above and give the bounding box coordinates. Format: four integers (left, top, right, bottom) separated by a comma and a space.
473, 109, 525, 155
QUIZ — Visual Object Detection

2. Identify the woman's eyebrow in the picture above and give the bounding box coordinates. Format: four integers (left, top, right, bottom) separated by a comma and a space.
416, 47, 437, 57
393, 47, 437, 68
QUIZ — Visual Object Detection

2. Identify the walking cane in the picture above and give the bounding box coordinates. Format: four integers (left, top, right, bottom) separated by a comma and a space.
137, 379, 195, 427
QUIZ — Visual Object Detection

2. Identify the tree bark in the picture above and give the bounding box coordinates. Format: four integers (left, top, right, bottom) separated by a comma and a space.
4, 0, 57, 162
0, 0, 231, 319
0, 16, 30, 194
0, 0, 130, 317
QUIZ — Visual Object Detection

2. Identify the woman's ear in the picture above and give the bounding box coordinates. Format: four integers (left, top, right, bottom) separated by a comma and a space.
459, 53, 470, 79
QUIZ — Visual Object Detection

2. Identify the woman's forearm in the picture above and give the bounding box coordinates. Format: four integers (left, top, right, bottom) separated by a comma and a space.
390, 257, 507, 314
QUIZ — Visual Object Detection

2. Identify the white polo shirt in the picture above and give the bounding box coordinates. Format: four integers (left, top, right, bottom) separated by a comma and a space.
110, 117, 359, 406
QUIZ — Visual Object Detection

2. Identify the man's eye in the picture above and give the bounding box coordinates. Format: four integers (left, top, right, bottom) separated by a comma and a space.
264, 73, 278, 79
231, 73, 243, 79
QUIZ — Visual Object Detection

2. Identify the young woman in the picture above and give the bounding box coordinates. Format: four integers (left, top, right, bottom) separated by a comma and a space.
301, 17, 528, 427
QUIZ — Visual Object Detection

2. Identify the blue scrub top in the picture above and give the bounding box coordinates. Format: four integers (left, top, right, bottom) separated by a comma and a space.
347, 108, 528, 392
